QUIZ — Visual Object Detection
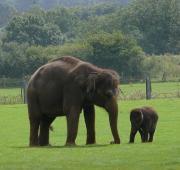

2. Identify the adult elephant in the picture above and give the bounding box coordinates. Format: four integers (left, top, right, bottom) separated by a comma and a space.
27, 56, 120, 146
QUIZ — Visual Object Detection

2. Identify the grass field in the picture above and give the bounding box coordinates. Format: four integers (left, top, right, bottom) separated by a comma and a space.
0, 99, 180, 170
0, 81, 179, 103
0, 88, 22, 96
121, 81, 180, 94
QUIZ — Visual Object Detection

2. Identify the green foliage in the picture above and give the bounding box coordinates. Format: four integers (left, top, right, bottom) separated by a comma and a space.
0, 42, 50, 78
86, 32, 144, 78
0, 2, 17, 27
26, 42, 91, 59
0, 42, 28, 78
8, 0, 129, 11
142, 54, 180, 80
0, 1, 180, 79
4, 14, 65, 46
46, 7, 77, 35
16, 33, 144, 79
118, 0, 180, 54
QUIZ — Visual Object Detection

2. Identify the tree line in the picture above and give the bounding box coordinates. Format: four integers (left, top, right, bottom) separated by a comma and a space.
0, 0, 180, 80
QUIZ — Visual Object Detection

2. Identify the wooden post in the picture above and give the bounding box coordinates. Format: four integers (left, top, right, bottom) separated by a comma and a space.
146, 76, 151, 100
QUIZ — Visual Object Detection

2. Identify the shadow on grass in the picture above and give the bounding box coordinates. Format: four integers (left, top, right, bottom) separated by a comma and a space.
11, 144, 109, 149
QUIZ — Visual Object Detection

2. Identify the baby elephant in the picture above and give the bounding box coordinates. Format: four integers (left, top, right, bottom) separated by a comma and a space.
129, 107, 158, 143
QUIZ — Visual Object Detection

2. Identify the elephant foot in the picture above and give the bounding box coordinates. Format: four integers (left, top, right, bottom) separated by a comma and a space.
142, 140, 148, 143
29, 143, 39, 147
65, 142, 76, 147
86, 139, 96, 145
110, 140, 120, 144
29, 141, 39, 147
86, 142, 96, 145
39, 141, 51, 147
39, 144, 50, 147
43, 144, 52, 147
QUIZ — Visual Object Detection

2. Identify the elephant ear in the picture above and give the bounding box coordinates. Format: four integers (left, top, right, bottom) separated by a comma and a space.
137, 109, 144, 125
131, 108, 144, 124
86, 72, 98, 94
74, 72, 97, 93
74, 74, 88, 90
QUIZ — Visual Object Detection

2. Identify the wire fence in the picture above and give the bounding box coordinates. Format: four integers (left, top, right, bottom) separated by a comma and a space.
0, 77, 180, 104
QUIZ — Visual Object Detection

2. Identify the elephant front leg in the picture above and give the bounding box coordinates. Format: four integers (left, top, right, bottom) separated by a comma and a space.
109, 113, 120, 144
65, 107, 80, 146
106, 100, 120, 144
143, 131, 149, 142
83, 104, 96, 145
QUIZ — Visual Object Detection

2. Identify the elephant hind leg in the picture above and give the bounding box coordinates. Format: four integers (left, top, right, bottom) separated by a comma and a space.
139, 129, 145, 142
28, 91, 41, 146
39, 115, 55, 146
148, 130, 155, 142
29, 117, 40, 147
143, 131, 149, 142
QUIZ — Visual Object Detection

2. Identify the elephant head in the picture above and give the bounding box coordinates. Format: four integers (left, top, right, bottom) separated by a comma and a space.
130, 109, 144, 129
86, 70, 119, 101
85, 69, 120, 144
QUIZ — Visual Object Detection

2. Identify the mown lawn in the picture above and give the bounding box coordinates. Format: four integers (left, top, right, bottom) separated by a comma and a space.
0, 99, 180, 170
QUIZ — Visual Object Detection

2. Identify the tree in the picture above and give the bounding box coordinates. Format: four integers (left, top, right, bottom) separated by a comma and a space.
118, 0, 180, 54
86, 32, 144, 78
46, 7, 77, 35
0, 42, 28, 78
4, 14, 65, 46
13, 0, 40, 11
0, 2, 17, 27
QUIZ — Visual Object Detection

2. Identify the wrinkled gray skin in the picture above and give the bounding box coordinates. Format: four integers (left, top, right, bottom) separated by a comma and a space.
129, 107, 158, 143
27, 56, 120, 146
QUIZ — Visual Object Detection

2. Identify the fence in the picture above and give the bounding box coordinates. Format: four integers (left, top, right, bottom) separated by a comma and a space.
119, 78, 180, 100
0, 77, 180, 104
0, 78, 27, 104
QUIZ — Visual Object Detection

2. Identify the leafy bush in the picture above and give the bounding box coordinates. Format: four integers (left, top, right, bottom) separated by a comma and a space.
86, 32, 144, 79
142, 54, 180, 80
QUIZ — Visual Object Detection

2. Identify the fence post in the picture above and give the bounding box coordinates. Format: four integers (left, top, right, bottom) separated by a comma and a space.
23, 79, 28, 104
146, 76, 151, 100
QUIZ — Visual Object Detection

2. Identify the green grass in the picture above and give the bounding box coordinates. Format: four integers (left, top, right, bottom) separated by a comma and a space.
121, 81, 180, 94
0, 88, 23, 104
0, 81, 179, 100
0, 88, 22, 96
120, 82, 180, 98
0, 99, 180, 170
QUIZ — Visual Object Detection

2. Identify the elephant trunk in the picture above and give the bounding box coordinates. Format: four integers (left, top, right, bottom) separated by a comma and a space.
105, 98, 120, 144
